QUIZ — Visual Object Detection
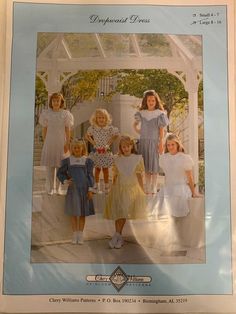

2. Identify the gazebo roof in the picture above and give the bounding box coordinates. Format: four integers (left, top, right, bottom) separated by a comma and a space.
37, 33, 202, 72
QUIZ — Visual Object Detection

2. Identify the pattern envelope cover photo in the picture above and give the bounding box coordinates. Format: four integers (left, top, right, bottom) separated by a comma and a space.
0, 0, 235, 313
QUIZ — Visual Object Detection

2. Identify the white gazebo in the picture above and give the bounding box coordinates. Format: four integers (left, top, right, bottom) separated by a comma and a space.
36, 33, 203, 184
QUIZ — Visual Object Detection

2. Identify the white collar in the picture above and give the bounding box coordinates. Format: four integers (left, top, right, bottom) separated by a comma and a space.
166, 152, 183, 158
70, 155, 87, 165
115, 154, 142, 176
140, 109, 163, 120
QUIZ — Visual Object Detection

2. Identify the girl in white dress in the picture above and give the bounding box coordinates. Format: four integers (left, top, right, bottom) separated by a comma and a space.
104, 135, 147, 249
157, 133, 198, 217
85, 108, 119, 193
156, 134, 200, 246
39, 93, 74, 195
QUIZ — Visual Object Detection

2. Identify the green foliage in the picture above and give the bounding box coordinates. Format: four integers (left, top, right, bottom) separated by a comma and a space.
115, 69, 188, 117
198, 161, 205, 193
35, 76, 47, 124
198, 79, 204, 111
35, 69, 203, 132
137, 34, 172, 56
63, 34, 100, 58
61, 69, 188, 118
61, 70, 118, 111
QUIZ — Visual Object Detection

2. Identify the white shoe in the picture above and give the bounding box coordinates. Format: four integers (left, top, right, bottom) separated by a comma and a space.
71, 232, 77, 244
144, 184, 151, 194
47, 189, 54, 195
151, 183, 158, 194
57, 188, 64, 195
109, 232, 119, 249
77, 231, 84, 245
92, 183, 98, 194
114, 235, 124, 249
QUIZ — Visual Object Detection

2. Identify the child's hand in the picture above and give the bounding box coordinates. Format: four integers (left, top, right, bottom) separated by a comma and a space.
87, 191, 93, 199
192, 192, 203, 198
104, 145, 110, 152
133, 121, 141, 134
67, 178, 73, 186
140, 186, 145, 194
158, 143, 164, 154
64, 143, 69, 153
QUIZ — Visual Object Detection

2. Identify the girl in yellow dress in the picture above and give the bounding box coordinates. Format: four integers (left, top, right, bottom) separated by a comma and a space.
104, 135, 147, 249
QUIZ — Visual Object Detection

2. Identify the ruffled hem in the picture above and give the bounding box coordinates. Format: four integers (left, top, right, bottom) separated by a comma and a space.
155, 184, 191, 217
89, 152, 114, 168
158, 184, 191, 198
104, 183, 147, 220
156, 196, 190, 217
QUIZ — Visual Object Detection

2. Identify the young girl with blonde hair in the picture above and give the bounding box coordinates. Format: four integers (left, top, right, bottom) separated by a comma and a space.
57, 139, 94, 244
85, 108, 119, 193
156, 133, 199, 217
104, 135, 147, 249
155, 133, 201, 246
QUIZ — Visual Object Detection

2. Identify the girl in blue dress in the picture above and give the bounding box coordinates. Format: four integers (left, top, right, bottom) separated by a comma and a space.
133, 90, 169, 194
57, 139, 95, 244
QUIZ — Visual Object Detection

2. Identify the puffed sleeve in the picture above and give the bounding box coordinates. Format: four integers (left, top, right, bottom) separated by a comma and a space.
183, 154, 194, 171
65, 110, 74, 127
157, 112, 169, 128
134, 111, 141, 122
39, 109, 48, 127
57, 158, 70, 184
110, 126, 119, 136
86, 158, 94, 190
135, 156, 145, 174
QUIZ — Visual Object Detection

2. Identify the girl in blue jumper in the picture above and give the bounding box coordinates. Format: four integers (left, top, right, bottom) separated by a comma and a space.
57, 139, 94, 244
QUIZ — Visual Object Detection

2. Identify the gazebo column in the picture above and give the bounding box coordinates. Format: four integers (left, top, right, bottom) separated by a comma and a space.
47, 60, 62, 97
186, 70, 199, 191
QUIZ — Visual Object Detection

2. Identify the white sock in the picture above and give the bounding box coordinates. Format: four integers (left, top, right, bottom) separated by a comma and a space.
72, 231, 77, 244
77, 231, 84, 244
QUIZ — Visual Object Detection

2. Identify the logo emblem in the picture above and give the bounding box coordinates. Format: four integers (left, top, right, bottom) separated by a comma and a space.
109, 266, 128, 291
86, 266, 152, 292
